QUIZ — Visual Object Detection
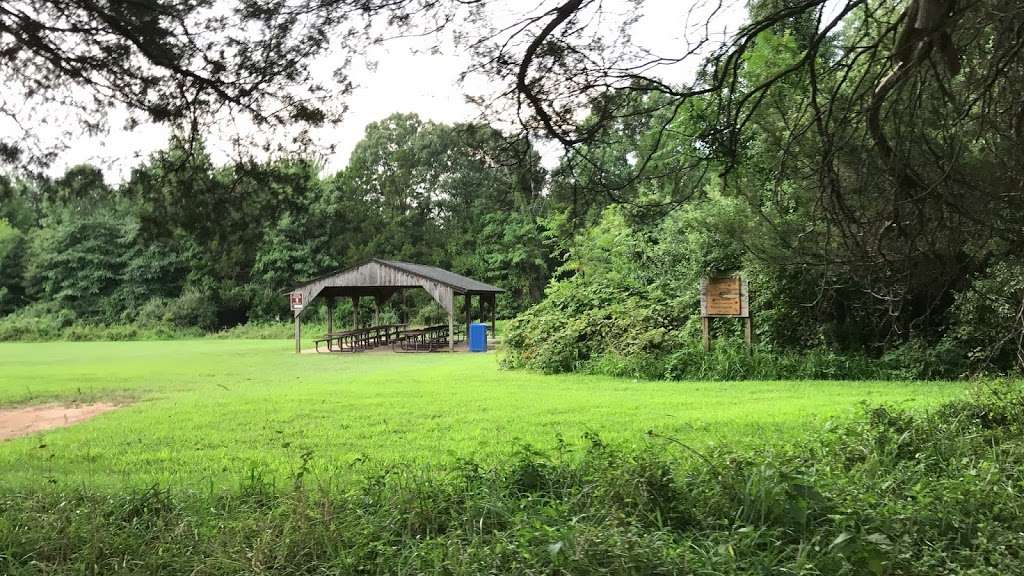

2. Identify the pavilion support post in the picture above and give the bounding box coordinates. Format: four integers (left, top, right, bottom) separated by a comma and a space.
464, 293, 472, 342
490, 294, 497, 336
401, 291, 407, 324
448, 310, 455, 353
373, 296, 380, 326
294, 313, 302, 354
326, 297, 334, 350
351, 296, 359, 329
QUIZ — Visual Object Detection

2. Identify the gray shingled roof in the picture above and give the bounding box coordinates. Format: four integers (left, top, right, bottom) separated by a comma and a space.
374, 259, 504, 293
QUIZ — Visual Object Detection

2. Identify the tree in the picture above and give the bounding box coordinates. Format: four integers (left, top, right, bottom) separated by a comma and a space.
0, 0, 404, 167
0, 219, 26, 315
23, 211, 130, 318
8, 0, 1017, 178
335, 113, 551, 308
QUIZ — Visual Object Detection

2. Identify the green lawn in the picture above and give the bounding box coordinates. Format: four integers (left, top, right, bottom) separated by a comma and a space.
0, 340, 964, 489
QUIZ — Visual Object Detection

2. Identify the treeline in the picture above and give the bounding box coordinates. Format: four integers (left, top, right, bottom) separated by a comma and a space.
0, 114, 552, 340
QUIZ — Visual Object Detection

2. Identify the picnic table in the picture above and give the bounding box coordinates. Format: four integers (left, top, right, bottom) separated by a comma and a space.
393, 324, 463, 352
315, 324, 406, 352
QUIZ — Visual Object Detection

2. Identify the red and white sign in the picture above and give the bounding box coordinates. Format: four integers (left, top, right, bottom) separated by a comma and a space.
290, 292, 304, 311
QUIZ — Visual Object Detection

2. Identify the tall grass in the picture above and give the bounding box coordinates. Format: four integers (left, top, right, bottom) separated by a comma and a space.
2, 381, 1022, 575
0, 317, 205, 342
573, 340, 971, 381
0, 319, 318, 342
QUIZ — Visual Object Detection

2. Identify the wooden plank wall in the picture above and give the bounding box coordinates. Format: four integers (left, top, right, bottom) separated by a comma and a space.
292, 261, 454, 319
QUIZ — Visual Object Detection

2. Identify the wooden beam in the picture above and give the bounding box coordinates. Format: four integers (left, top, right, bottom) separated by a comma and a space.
351, 296, 359, 329
448, 310, 454, 353
294, 314, 302, 354
326, 297, 334, 351
490, 294, 496, 336
464, 293, 472, 343
479, 296, 485, 335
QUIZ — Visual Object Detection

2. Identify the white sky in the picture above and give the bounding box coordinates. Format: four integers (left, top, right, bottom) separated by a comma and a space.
33, 0, 749, 182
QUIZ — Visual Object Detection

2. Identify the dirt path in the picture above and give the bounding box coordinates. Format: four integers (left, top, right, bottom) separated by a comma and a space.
0, 403, 120, 441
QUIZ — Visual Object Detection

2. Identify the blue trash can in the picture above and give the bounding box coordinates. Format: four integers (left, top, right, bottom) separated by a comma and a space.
469, 322, 488, 352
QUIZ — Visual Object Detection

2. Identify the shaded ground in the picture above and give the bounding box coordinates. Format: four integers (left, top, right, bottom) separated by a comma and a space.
0, 403, 120, 441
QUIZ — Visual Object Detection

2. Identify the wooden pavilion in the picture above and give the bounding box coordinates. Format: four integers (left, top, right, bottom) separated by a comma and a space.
287, 259, 503, 353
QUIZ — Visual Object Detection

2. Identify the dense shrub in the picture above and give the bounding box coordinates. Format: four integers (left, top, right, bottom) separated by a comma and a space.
504, 204, 1013, 380
210, 320, 327, 339
2, 384, 1023, 574
944, 260, 1024, 373
556, 340, 965, 382
503, 207, 703, 375
0, 311, 326, 342
0, 302, 75, 341
134, 290, 220, 330
0, 300, 206, 341
0, 312, 203, 342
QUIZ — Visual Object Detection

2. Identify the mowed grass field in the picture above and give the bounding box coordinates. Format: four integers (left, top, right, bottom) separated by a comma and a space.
0, 340, 964, 489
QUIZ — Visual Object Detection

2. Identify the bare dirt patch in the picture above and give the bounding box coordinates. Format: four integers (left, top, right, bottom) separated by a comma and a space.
0, 402, 121, 441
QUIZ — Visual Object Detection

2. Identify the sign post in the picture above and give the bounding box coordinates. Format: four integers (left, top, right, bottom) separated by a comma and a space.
290, 292, 304, 354
699, 275, 752, 352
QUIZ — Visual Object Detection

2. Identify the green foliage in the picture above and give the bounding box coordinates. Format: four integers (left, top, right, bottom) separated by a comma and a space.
0, 305, 201, 342
503, 204, 750, 376
23, 211, 130, 318
0, 383, 1020, 574
136, 291, 219, 331
209, 321, 321, 340
945, 261, 1024, 372
0, 219, 25, 315
513, 1, 1024, 381
339, 113, 551, 311
0, 302, 75, 341
0, 175, 38, 229
504, 201, 994, 380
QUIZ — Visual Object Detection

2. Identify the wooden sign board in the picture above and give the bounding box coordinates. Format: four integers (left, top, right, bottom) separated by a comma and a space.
700, 276, 749, 318
290, 292, 304, 311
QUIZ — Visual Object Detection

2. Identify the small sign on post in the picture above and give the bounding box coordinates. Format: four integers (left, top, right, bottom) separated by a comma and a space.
700, 275, 752, 352
290, 292, 304, 312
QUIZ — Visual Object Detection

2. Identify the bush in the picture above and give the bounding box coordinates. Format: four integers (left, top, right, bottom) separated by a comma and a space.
22, 213, 129, 319
133, 290, 219, 331
0, 319, 201, 342
0, 301, 202, 342
945, 260, 1024, 374
0, 301, 75, 341
210, 321, 321, 339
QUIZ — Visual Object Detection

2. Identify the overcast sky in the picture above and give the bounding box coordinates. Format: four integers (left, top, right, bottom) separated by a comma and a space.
38, 0, 748, 182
